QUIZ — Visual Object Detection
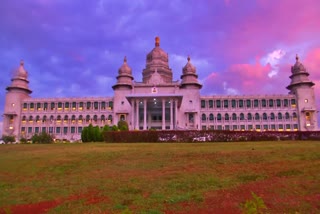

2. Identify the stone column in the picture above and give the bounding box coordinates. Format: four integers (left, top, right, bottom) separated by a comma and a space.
175, 99, 178, 130
170, 99, 173, 130
135, 99, 139, 129
131, 98, 135, 130
162, 98, 165, 130
143, 99, 147, 130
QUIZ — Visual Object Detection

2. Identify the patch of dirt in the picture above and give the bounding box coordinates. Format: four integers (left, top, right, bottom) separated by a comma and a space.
0, 189, 109, 214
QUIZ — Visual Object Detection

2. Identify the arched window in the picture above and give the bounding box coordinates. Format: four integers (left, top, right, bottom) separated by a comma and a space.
22, 116, 26, 122
50, 102, 55, 110
64, 115, 68, 123
58, 102, 63, 109
255, 113, 260, 121
247, 113, 252, 121
29, 116, 33, 122
270, 113, 275, 120
43, 102, 48, 110
232, 113, 237, 121
57, 115, 62, 122
43, 115, 47, 122
108, 115, 113, 122
278, 112, 283, 120
79, 115, 83, 121
71, 115, 76, 122
292, 112, 297, 120
240, 113, 244, 120
201, 113, 206, 121
65, 102, 70, 109
50, 115, 54, 121
93, 115, 98, 122
101, 115, 106, 121
36, 115, 40, 122
209, 113, 214, 121
86, 115, 90, 122
217, 113, 222, 121
225, 113, 229, 121
86, 102, 91, 110
285, 112, 290, 120
263, 113, 267, 120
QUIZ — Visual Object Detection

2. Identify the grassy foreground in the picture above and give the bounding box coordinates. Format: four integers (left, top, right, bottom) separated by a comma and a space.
0, 141, 319, 213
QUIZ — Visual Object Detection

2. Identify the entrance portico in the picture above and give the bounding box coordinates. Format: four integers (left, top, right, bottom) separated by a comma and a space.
127, 94, 182, 130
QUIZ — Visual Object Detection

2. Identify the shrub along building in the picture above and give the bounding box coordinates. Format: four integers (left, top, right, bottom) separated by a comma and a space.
2, 37, 318, 141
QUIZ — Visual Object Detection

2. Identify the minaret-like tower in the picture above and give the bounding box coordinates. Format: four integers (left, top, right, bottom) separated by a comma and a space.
286, 55, 318, 131
112, 57, 134, 126
180, 56, 202, 89
3, 60, 32, 139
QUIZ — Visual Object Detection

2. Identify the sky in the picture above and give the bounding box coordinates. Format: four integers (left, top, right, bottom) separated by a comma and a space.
1, 0, 320, 136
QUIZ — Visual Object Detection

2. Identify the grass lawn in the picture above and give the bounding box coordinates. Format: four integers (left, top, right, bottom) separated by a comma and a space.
0, 141, 319, 213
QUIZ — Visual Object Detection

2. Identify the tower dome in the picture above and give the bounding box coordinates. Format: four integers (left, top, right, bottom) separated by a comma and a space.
180, 56, 202, 89
118, 56, 132, 75
14, 60, 28, 79
112, 56, 134, 90
182, 56, 196, 74
142, 37, 173, 83
291, 54, 306, 73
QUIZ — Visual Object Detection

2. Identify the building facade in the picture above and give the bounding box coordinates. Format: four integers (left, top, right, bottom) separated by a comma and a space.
2, 37, 318, 141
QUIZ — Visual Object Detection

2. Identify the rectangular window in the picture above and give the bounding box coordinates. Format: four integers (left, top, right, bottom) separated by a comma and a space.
36, 103, 41, 110
269, 99, 273, 107
271, 124, 276, 130
49, 127, 53, 133
21, 127, 26, 132
64, 127, 68, 134
248, 125, 253, 130
217, 125, 222, 130
208, 100, 213, 108
201, 126, 206, 130
42, 127, 46, 133
94, 102, 99, 110
240, 125, 245, 130
78, 127, 83, 133
276, 99, 281, 107
284, 99, 288, 107
86, 102, 91, 110
216, 100, 221, 108
56, 127, 61, 133
201, 100, 206, 108
101, 102, 106, 110
23, 103, 28, 110
246, 100, 251, 108
293, 124, 298, 130
231, 100, 236, 108
71, 127, 76, 133
65, 102, 70, 110
28, 127, 32, 133
239, 100, 244, 108
43, 103, 48, 110
72, 102, 77, 110
225, 125, 230, 130
223, 100, 228, 108
255, 125, 261, 130
51, 102, 55, 110
286, 124, 291, 131
263, 125, 268, 130
30, 103, 34, 110
233, 125, 237, 130
262, 99, 266, 107
291, 99, 296, 108
35, 127, 39, 133
79, 102, 83, 110
109, 101, 113, 110
254, 99, 259, 108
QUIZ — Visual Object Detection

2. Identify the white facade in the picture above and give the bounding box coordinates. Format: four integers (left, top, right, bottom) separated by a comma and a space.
2, 37, 318, 140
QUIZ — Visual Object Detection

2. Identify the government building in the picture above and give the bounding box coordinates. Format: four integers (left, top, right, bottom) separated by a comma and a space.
2, 37, 318, 141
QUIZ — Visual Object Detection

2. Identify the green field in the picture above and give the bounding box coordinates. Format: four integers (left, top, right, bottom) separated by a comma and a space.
0, 141, 319, 213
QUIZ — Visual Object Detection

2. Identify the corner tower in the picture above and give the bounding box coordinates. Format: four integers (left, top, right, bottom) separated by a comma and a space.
3, 60, 32, 138
287, 55, 318, 131
142, 37, 173, 83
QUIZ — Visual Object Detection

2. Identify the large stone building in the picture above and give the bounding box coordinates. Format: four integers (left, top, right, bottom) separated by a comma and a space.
2, 37, 318, 141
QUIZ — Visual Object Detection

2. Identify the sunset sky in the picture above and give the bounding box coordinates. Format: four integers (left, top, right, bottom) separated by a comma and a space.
1, 0, 320, 136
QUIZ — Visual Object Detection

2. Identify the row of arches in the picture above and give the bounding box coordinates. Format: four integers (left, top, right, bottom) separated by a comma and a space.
22, 114, 113, 122
201, 112, 297, 122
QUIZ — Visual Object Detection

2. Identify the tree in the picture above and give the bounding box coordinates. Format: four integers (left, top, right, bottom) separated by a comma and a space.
118, 120, 129, 131
81, 127, 88, 142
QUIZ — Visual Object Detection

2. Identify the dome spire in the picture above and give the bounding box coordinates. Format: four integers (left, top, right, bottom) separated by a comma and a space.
296, 54, 299, 62
20, 59, 24, 66
124, 56, 127, 63
187, 55, 190, 62
155, 36, 160, 47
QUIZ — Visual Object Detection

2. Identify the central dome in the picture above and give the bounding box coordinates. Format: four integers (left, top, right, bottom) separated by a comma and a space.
142, 37, 173, 83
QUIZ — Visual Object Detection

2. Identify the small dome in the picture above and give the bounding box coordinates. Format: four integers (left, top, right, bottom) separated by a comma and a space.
291, 54, 306, 73
183, 56, 196, 74
14, 60, 28, 79
118, 56, 132, 74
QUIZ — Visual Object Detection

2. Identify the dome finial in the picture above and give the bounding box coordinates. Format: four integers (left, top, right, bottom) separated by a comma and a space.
20, 59, 24, 66
124, 56, 127, 63
155, 36, 160, 47
296, 54, 299, 62
187, 55, 190, 62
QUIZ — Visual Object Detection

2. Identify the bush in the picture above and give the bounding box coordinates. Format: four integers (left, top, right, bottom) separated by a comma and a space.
2, 135, 16, 143
118, 120, 129, 131
31, 132, 54, 144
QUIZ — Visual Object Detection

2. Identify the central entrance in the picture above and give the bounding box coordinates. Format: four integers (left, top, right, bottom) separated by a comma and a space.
127, 95, 182, 130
